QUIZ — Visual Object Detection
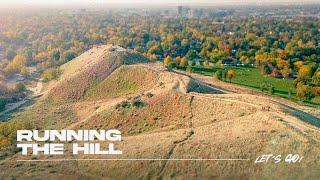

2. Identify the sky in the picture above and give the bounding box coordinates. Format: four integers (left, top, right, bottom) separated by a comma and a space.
0, 0, 319, 6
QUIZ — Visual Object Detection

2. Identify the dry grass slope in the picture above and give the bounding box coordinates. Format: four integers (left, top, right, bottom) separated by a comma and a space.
0, 45, 319, 179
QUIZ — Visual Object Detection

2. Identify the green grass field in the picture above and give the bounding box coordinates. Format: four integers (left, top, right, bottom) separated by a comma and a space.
178, 65, 320, 107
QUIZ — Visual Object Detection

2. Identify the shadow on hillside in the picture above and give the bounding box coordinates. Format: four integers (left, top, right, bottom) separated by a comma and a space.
172, 70, 230, 94
0, 98, 37, 122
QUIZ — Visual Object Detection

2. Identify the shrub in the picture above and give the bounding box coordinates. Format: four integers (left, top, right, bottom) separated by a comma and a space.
132, 99, 144, 108
204, 60, 210, 68
163, 56, 173, 66
260, 83, 267, 92
63, 50, 77, 62
42, 68, 61, 82
296, 83, 315, 101
115, 101, 131, 109
226, 69, 235, 82
288, 88, 294, 99
269, 85, 275, 95
189, 61, 196, 66
0, 120, 34, 150
167, 61, 177, 70
221, 69, 227, 81
179, 57, 188, 67
215, 70, 223, 80
259, 63, 271, 75
186, 66, 193, 73
15, 82, 26, 93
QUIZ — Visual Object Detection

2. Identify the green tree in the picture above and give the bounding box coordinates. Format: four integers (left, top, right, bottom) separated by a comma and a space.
15, 82, 26, 93
63, 50, 77, 62
163, 56, 173, 66
5, 49, 16, 60
215, 70, 223, 80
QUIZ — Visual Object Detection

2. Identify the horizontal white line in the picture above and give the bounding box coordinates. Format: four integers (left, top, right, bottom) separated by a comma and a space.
17, 158, 250, 162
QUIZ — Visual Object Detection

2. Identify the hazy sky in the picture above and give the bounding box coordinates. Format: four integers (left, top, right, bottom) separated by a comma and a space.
1, 0, 319, 6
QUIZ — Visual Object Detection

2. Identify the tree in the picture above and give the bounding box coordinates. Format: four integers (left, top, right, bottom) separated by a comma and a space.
222, 69, 227, 81
276, 58, 291, 78
204, 60, 210, 68
163, 56, 173, 66
5, 54, 27, 75
280, 67, 291, 78
42, 68, 61, 82
52, 50, 60, 61
34, 52, 49, 63
298, 65, 312, 80
215, 70, 223, 80
167, 62, 177, 70
226, 69, 235, 82
269, 85, 275, 95
5, 49, 16, 60
63, 50, 77, 62
186, 66, 193, 73
186, 49, 198, 60
175, 56, 182, 65
145, 53, 157, 61
259, 63, 271, 75
15, 82, 26, 93
296, 82, 314, 101
294, 61, 304, 71
179, 57, 189, 67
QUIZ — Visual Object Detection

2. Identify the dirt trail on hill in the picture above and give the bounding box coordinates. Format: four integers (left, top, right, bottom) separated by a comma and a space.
182, 71, 320, 124
65, 97, 125, 129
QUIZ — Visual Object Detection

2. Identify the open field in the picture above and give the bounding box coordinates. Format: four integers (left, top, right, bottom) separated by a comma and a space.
181, 65, 320, 106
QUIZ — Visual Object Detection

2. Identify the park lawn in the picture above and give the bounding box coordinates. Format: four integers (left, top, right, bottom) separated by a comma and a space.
184, 65, 319, 106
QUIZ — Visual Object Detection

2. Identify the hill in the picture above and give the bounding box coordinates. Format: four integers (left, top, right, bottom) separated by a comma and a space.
0, 45, 319, 179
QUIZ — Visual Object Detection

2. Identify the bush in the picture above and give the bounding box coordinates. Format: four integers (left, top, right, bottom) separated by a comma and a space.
115, 100, 131, 109
260, 83, 267, 92
167, 61, 177, 70
0, 121, 34, 150
259, 63, 271, 75
288, 88, 294, 99
163, 56, 173, 66
15, 82, 26, 93
215, 70, 223, 80
221, 69, 227, 81
63, 50, 77, 62
296, 83, 315, 101
186, 66, 193, 73
226, 69, 235, 82
179, 57, 189, 67
269, 85, 275, 95
132, 99, 144, 108
189, 61, 196, 66
43, 68, 61, 82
